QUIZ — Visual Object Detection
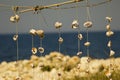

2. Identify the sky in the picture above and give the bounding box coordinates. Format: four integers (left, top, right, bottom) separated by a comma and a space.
0, 0, 120, 34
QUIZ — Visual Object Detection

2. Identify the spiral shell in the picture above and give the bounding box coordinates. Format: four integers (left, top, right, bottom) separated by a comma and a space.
15, 14, 20, 22
58, 37, 63, 44
84, 42, 91, 47
13, 34, 18, 41
110, 50, 115, 57
36, 30, 44, 38
72, 20, 79, 29
10, 16, 16, 23
38, 47, 44, 54
55, 22, 62, 29
106, 31, 114, 37
78, 33, 83, 40
106, 24, 111, 31
83, 21, 92, 28
31, 47, 37, 54
10, 15, 20, 23
107, 41, 112, 48
29, 29, 36, 35
106, 17, 112, 23
77, 51, 82, 56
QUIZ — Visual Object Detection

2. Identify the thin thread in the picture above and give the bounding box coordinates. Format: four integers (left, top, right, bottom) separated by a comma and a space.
58, 28, 61, 52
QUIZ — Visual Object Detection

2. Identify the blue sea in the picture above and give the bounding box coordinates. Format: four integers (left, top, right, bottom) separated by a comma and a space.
0, 31, 120, 62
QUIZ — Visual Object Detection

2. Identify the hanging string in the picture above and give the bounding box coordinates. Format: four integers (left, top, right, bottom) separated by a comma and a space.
85, 0, 91, 57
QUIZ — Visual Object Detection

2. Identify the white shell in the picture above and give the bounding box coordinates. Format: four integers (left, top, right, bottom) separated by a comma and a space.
78, 33, 83, 40
110, 50, 115, 57
72, 20, 79, 29
31, 47, 37, 54
55, 22, 62, 29
84, 42, 91, 47
106, 17, 112, 23
10, 16, 15, 22
36, 30, 44, 38
58, 37, 63, 44
13, 34, 18, 41
77, 51, 82, 56
107, 41, 112, 48
29, 29, 36, 35
106, 31, 114, 37
38, 47, 44, 54
83, 21, 92, 28
106, 24, 111, 31
15, 14, 20, 22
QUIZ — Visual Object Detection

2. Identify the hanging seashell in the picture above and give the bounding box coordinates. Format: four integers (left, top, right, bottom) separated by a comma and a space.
10, 16, 16, 23
78, 33, 83, 40
38, 47, 44, 54
13, 34, 18, 41
55, 22, 62, 29
77, 51, 82, 56
31, 47, 37, 54
72, 20, 79, 29
106, 24, 111, 31
110, 50, 115, 57
15, 14, 20, 22
58, 37, 63, 44
107, 41, 112, 48
106, 31, 114, 37
83, 21, 93, 28
29, 29, 36, 35
36, 30, 44, 39
106, 17, 112, 23
84, 41, 91, 47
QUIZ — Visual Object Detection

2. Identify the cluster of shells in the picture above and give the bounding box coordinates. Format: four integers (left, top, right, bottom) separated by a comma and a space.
29, 29, 45, 54
105, 16, 115, 80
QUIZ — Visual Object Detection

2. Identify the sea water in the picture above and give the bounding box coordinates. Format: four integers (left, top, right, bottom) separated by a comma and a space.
0, 31, 120, 62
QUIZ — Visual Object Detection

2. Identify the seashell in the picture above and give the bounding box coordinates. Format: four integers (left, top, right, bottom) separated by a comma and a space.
84, 41, 91, 47
36, 30, 44, 38
106, 17, 112, 23
31, 63, 35, 68
16, 76, 22, 80
87, 57, 91, 63
31, 47, 37, 54
38, 47, 44, 54
110, 50, 115, 57
78, 33, 83, 40
29, 29, 36, 35
15, 14, 20, 22
55, 22, 62, 29
72, 20, 79, 29
83, 21, 93, 28
77, 51, 82, 56
13, 34, 18, 41
106, 31, 114, 37
107, 41, 112, 48
105, 71, 111, 78
10, 16, 16, 22
58, 37, 63, 44
106, 24, 111, 31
